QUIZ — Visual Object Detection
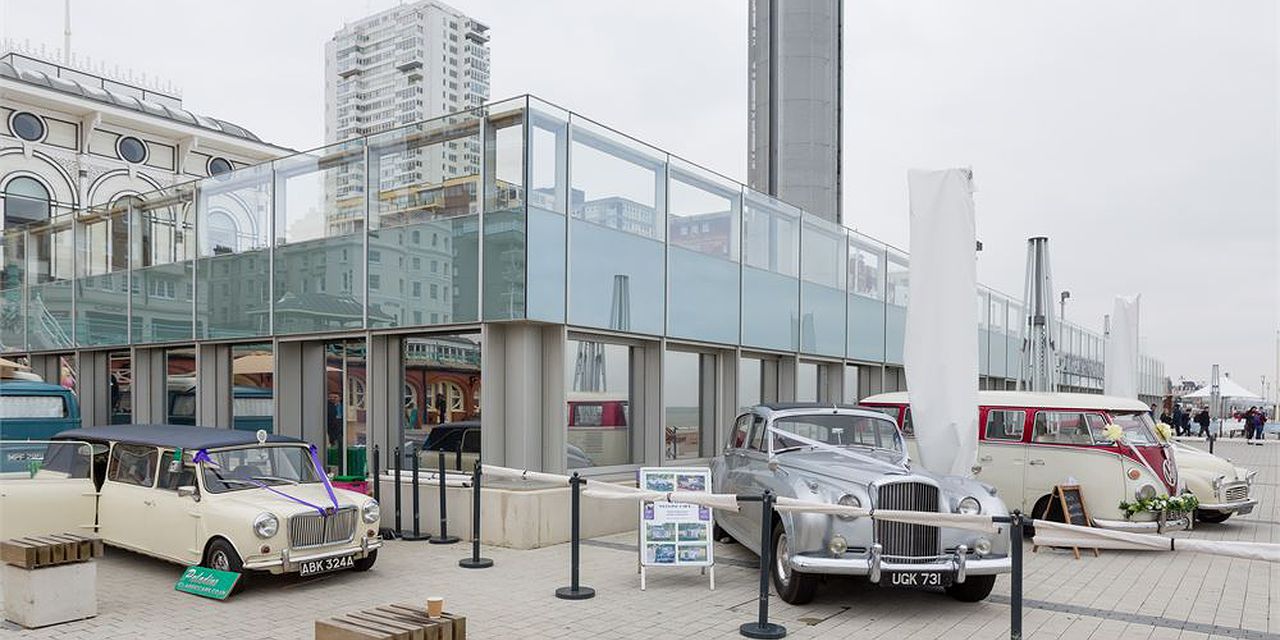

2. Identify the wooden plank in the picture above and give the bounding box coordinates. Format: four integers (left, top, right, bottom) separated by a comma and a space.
349, 611, 426, 640
337, 615, 413, 640
370, 607, 442, 640
315, 617, 391, 640
0, 539, 39, 569
387, 604, 463, 640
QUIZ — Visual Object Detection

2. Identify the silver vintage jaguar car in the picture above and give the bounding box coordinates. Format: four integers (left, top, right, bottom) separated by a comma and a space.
712, 403, 1012, 604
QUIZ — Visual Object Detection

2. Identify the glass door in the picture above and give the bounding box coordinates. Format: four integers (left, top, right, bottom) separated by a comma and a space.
324, 339, 367, 478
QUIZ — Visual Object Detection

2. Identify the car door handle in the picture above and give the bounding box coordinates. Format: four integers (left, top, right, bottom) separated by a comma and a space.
143, 499, 155, 506
1028, 459, 1045, 466
979, 455, 993, 462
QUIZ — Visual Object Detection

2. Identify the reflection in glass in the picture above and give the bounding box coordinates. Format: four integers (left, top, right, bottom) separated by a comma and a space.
800, 216, 845, 356
664, 350, 709, 461
1, 228, 26, 351
27, 217, 74, 350
566, 338, 632, 468
199, 164, 272, 339
132, 190, 195, 343
526, 100, 569, 322
482, 101, 527, 321
884, 250, 909, 365
667, 160, 740, 344
847, 234, 886, 362
75, 204, 130, 346
109, 351, 132, 424
165, 346, 196, 425
324, 339, 367, 477
741, 191, 799, 351
232, 343, 274, 433
405, 334, 482, 471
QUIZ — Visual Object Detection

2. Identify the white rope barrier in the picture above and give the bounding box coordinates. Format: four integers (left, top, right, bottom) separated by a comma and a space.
480, 464, 573, 486
1032, 519, 1280, 563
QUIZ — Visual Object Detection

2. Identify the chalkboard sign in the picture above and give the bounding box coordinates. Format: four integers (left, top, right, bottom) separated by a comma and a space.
1034, 484, 1098, 559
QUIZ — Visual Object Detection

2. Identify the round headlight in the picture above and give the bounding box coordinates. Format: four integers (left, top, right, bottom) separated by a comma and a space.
957, 496, 982, 515
828, 535, 848, 556
362, 499, 380, 524
1137, 484, 1158, 500
974, 537, 992, 556
253, 512, 279, 539
836, 494, 861, 521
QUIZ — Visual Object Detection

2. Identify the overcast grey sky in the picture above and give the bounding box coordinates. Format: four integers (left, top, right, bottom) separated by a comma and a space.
3, 0, 1276, 394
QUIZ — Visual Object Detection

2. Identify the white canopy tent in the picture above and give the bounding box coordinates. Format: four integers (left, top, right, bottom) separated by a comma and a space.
1184, 377, 1264, 403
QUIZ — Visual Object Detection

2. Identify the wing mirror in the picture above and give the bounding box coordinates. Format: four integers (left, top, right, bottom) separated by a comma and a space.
177, 486, 200, 501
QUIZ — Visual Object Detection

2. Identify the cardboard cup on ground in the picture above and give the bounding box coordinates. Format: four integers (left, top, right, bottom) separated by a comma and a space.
426, 597, 444, 618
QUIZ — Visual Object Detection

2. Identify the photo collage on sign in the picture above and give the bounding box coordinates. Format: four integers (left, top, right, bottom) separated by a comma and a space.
641, 469, 712, 566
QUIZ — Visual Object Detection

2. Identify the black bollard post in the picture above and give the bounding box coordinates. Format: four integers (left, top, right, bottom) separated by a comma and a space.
402, 444, 430, 541
555, 473, 595, 600
372, 445, 381, 504
1010, 511, 1024, 640
430, 449, 460, 544
393, 446, 402, 539
459, 460, 494, 569
740, 490, 785, 639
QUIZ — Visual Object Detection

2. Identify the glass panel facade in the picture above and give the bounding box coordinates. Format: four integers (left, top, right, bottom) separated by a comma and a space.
847, 233, 885, 362
324, 339, 368, 476
664, 349, 709, 461
405, 333, 482, 471
741, 190, 799, 351
796, 361, 818, 402
75, 203, 130, 346
884, 249, 909, 365
482, 99, 527, 321
525, 98, 569, 323
800, 215, 845, 356
567, 338, 634, 468
0, 228, 25, 351
988, 294, 1008, 378
273, 139, 366, 334
738, 356, 762, 411
567, 118, 665, 334
108, 351, 131, 424
165, 346, 196, 425
667, 159, 740, 344
977, 290, 989, 376
231, 343, 274, 433
27, 215, 75, 350
198, 164, 272, 339
132, 188, 195, 343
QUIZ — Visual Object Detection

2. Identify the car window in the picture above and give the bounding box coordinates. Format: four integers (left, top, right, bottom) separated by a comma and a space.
461, 429, 481, 453
1032, 411, 1097, 445
747, 416, 766, 451
157, 450, 197, 490
984, 410, 1026, 441
107, 443, 158, 487
771, 414, 903, 453
0, 395, 67, 418
170, 393, 195, 418
1084, 413, 1110, 442
1108, 412, 1158, 445
729, 415, 751, 450
901, 409, 915, 437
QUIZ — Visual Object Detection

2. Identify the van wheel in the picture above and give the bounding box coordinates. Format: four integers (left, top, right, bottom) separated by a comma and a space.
204, 538, 243, 573
352, 550, 378, 572
1195, 509, 1231, 524
712, 523, 735, 544
946, 575, 996, 602
770, 524, 818, 605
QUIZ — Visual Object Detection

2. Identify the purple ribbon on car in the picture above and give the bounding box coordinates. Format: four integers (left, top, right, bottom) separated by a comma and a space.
193, 447, 341, 517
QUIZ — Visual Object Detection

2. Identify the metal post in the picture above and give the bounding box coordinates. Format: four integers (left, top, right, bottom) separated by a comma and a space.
459, 460, 493, 569
555, 473, 595, 599
393, 446, 402, 538
430, 449, 460, 544
740, 490, 785, 639
402, 444, 429, 541
1010, 511, 1024, 640
372, 445, 380, 503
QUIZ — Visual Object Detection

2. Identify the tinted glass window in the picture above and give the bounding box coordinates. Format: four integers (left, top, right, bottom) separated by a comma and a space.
729, 414, 751, 450
1108, 412, 1158, 445
1032, 411, 1096, 445
208, 157, 233, 176
117, 136, 147, 163
748, 416, 766, 451
107, 444, 158, 487
985, 410, 1026, 441
771, 414, 902, 453
11, 112, 45, 141
901, 408, 915, 437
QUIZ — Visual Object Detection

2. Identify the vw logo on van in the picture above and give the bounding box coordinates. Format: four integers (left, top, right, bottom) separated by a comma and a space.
1162, 458, 1177, 486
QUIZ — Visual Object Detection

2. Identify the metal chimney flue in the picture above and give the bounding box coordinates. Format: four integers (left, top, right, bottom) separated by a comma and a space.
1017, 237, 1059, 392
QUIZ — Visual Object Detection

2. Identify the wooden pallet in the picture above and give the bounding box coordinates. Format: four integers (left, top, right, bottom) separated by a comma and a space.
315, 604, 466, 640
0, 533, 105, 570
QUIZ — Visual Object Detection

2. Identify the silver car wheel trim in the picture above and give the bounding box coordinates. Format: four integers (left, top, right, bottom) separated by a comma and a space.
775, 533, 791, 586
212, 550, 230, 571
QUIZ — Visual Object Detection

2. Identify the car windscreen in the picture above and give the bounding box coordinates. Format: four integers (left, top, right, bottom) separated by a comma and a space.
200, 445, 321, 493
0, 395, 67, 419
1110, 412, 1160, 446
771, 414, 903, 453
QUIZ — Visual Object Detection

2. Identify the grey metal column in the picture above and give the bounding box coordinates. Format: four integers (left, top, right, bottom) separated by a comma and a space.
366, 334, 403, 471
130, 346, 168, 423
541, 324, 568, 474
195, 342, 232, 428
480, 323, 507, 468
76, 350, 110, 428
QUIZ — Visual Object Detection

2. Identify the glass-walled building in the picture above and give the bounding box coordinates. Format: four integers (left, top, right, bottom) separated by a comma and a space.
0, 95, 1168, 475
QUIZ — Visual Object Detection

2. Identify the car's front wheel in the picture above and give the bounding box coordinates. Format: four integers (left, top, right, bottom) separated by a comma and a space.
769, 524, 818, 605
945, 575, 996, 602
353, 550, 378, 572
204, 538, 243, 573
1195, 509, 1232, 524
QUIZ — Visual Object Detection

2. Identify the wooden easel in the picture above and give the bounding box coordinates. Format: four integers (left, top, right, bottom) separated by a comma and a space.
1031, 484, 1100, 559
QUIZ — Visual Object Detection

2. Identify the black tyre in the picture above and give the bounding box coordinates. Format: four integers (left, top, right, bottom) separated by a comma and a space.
1195, 509, 1231, 524
712, 523, 735, 544
353, 550, 378, 572
204, 538, 243, 573
945, 574, 996, 602
769, 523, 819, 605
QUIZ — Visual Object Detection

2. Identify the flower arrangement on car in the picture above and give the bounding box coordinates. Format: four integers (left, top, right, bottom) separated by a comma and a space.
1119, 493, 1199, 519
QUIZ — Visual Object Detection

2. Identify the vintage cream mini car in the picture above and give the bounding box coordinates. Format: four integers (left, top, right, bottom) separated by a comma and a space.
1, 425, 381, 577
1169, 440, 1257, 523
864, 391, 1189, 531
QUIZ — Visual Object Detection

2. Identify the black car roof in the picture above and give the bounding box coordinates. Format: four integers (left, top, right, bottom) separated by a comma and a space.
54, 424, 305, 450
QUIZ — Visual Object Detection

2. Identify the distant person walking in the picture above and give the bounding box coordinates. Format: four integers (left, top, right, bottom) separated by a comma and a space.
1244, 407, 1262, 445
1259, 410, 1269, 442
1172, 404, 1186, 436
1195, 407, 1211, 438
1160, 408, 1173, 430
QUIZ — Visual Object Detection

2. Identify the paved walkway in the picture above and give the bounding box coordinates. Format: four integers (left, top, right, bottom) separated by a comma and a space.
4, 440, 1280, 639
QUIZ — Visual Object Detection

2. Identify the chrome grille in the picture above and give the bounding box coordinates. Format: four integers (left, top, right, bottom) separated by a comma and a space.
875, 481, 940, 564
1224, 483, 1249, 502
289, 507, 357, 549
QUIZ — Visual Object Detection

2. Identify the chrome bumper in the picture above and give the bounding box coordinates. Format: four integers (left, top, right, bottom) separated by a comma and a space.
1092, 516, 1191, 532
789, 543, 1011, 584
243, 536, 382, 573
1197, 498, 1258, 515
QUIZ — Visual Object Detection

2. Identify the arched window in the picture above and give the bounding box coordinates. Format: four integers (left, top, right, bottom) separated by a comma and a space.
108, 195, 144, 271
2, 176, 51, 229
206, 211, 239, 254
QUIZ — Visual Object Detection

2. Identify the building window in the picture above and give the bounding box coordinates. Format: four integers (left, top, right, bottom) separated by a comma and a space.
117, 136, 148, 164
9, 111, 45, 142
664, 350, 714, 461
567, 338, 635, 468
2, 176, 52, 228
208, 157, 233, 177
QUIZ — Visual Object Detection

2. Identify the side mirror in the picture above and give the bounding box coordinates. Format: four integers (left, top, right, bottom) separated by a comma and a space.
177, 486, 200, 501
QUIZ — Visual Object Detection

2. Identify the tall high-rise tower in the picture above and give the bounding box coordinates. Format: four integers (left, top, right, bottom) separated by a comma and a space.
747, 0, 843, 224
326, 1, 490, 189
